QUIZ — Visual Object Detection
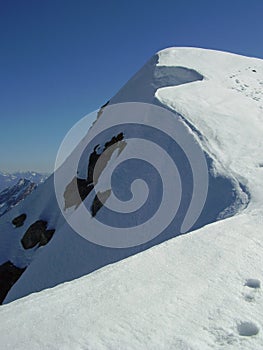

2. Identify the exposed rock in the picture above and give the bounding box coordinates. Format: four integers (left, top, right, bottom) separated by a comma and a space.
92, 133, 126, 185
97, 100, 110, 119
21, 220, 55, 249
87, 145, 101, 185
0, 261, 26, 304
77, 178, 94, 202
87, 132, 126, 186
63, 133, 126, 213
39, 229, 56, 247
64, 177, 82, 210
12, 213, 27, 228
91, 189, 111, 217
64, 177, 93, 210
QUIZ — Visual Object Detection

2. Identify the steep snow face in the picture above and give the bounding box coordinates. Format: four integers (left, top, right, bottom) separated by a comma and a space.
110, 54, 204, 104
0, 47, 263, 349
0, 48, 262, 306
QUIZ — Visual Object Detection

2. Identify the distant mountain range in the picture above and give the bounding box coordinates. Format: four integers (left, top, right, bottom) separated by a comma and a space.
0, 179, 37, 217
0, 171, 48, 193
0, 172, 49, 218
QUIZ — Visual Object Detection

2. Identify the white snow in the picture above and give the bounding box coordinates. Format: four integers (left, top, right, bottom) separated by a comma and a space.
0, 47, 263, 349
156, 48, 263, 210
0, 213, 262, 350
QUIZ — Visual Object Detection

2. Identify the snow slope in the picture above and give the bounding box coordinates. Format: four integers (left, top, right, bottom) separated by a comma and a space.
0, 47, 263, 349
0, 47, 246, 303
0, 212, 262, 350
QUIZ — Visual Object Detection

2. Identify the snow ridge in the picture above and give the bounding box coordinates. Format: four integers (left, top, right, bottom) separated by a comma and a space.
0, 47, 263, 349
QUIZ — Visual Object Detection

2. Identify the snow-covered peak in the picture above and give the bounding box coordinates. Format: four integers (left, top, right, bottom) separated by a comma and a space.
0, 47, 263, 349
158, 47, 263, 112
1, 47, 261, 302
156, 47, 263, 211
158, 47, 263, 77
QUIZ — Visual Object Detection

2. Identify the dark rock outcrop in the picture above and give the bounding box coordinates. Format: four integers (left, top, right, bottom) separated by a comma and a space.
12, 213, 27, 228
21, 220, 55, 249
63, 133, 126, 213
0, 261, 26, 304
87, 132, 125, 186
38, 229, 56, 247
91, 189, 111, 217
64, 177, 94, 210
97, 100, 110, 119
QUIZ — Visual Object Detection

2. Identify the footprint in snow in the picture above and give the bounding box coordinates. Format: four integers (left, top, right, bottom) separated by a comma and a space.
243, 278, 261, 302
237, 321, 260, 337
243, 293, 255, 302
244, 279, 261, 289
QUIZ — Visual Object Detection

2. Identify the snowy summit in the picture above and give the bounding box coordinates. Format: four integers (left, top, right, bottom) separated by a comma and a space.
0, 47, 263, 349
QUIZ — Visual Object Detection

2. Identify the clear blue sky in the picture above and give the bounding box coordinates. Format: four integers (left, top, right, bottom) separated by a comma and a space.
1, 0, 263, 172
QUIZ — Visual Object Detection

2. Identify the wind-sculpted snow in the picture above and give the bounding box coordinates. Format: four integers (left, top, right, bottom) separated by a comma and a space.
0, 47, 256, 304
110, 54, 203, 104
